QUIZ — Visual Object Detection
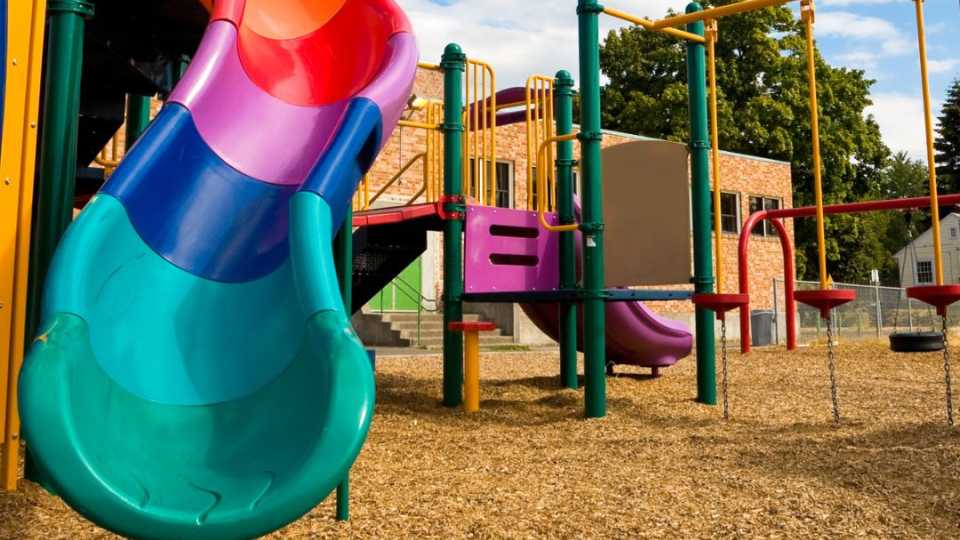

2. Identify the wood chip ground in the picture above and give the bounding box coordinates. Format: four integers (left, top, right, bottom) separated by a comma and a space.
2, 341, 959, 538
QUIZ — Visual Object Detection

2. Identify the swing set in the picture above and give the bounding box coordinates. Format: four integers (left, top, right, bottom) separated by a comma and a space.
637, 0, 957, 425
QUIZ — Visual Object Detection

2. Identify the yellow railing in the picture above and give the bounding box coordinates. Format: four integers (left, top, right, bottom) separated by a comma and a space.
355, 100, 444, 211
526, 75, 555, 212
463, 58, 497, 206
536, 133, 580, 232
94, 133, 123, 177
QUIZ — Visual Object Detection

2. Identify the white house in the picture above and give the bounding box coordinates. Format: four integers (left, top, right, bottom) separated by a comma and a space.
894, 213, 960, 287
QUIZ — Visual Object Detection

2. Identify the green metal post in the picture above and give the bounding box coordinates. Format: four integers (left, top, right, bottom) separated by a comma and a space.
577, 0, 607, 418
685, 2, 717, 405
555, 70, 579, 390
124, 94, 152, 152
441, 44, 466, 408
335, 471, 349, 521
333, 206, 353, 521
26, 0, 95, 343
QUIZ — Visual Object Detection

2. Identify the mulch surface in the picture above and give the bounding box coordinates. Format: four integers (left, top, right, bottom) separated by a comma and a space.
2, 341, 959, 538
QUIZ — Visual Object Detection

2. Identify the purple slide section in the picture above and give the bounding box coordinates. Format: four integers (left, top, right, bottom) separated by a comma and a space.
521, 300, 693, 368
519, 201, 693, 369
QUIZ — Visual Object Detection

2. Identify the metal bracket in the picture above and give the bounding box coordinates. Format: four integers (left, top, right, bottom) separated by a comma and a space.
577, 1, 605, 15
437, 195, 465, 221
689, 140, 710, 150
580, 221, 605, 234
577, 131, 604, 143
48, 0, 95, 17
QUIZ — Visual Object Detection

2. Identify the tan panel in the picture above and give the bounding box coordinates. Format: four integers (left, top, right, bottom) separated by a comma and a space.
601, 140, 691, 286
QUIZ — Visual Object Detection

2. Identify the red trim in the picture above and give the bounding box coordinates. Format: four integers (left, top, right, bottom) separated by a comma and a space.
737, 192, 960, 353
794, 289, 857, 320
448, 321, 497, 332
692, 294, 750, 321
352, 203, 439, 227
437, 195, 465, 221
907, 285, 960, 317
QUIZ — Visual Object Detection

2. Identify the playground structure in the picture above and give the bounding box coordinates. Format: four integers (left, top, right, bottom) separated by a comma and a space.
0, 0, 955, 538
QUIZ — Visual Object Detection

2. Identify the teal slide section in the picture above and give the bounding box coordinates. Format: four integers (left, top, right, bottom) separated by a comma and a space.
19, 194, 374, 538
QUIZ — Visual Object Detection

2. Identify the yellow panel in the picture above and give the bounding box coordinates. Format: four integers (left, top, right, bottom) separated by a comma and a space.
1, 0, 48, 492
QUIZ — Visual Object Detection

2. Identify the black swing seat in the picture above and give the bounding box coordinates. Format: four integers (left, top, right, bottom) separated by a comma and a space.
889, 331, 945, 353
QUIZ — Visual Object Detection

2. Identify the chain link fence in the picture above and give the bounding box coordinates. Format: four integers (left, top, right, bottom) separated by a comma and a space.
771, 279, 957, 346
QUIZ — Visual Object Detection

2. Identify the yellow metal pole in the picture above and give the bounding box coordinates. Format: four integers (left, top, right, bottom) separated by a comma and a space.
463, 331, 480, 412
1, 0, 48, 491
651, 0, 793, 30
801, 0, 828, 290
602, 7, 706, 43
707, 20, 724, 293
914, 0, 944, 286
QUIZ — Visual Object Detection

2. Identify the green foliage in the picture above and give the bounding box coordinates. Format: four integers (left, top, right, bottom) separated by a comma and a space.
598, 0, 891, 283
936, 79, 960, 194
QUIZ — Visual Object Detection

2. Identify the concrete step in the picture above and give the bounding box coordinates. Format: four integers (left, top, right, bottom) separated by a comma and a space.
417, 335, 515, 349
380, 312, 479, 324
398, 328, 506, 340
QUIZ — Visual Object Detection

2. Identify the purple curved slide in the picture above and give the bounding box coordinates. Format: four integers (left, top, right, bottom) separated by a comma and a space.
519, 202, 693, 369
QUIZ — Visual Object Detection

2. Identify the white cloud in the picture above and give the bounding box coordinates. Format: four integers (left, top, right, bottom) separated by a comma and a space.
928, 58, 960, 75
815, 10, 912, 55
398, 0, 689, 88
866, 92, 942, 159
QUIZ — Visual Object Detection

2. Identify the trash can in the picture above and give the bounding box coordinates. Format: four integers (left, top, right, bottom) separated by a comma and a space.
751, 310, 775, 347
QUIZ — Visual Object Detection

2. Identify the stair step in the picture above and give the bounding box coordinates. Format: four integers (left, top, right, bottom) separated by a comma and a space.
398, 329, 505, 340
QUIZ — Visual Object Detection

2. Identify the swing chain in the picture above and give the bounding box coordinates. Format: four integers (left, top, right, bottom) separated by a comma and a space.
721, 318, 729, 420
826, 315, 841, 423
941, 315, 954, 427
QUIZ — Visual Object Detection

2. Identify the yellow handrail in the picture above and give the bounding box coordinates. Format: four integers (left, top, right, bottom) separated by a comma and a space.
417, 61, 442, 71
367, 153, 426, 208
537, 133, 580, 233
801, 0, 828, 290
397, 119, 441, 130
603, 7, 706, 43
94, 134, 122, 177
526, 75, 555, 211
707, 19, 724, 293
463, 58, 497, 206
651, 0, 793, 30
914, 0, 943, 286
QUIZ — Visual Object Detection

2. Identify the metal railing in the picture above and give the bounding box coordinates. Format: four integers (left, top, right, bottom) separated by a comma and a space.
525, 74, 555, 211
773, 278, 953, 346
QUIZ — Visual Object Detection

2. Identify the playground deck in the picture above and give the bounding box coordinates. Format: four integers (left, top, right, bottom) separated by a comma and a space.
2, 341, 958, 538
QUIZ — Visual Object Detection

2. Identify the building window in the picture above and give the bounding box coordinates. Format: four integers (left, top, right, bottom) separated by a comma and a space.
494, 162, 511, 208
711, 192, 740, 234
471, 158, 513, 208
749, 196, 782, 236
916, 260, 934, 284
951, 227, 957, 239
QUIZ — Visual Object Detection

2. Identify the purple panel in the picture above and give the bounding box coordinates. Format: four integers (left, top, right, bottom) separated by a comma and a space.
169, 22, 348, 186
465, 205, 559, 293
357, 32, 418, 150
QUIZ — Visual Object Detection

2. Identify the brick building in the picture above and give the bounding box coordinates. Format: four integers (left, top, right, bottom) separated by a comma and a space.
359, 67, 793, 344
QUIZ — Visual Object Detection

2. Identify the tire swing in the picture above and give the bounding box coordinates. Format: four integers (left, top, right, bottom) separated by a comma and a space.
889, 214, 944, 352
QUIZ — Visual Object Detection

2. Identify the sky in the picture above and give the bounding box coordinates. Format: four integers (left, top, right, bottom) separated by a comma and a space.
397, 0, 958, 160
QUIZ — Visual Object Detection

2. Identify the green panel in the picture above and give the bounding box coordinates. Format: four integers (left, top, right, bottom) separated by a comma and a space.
367, 258, 422, 312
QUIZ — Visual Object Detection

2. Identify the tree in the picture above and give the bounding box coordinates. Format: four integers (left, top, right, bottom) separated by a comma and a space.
936, 79, 960, 194
869, 152, 929, 284
598, 0, 890, 283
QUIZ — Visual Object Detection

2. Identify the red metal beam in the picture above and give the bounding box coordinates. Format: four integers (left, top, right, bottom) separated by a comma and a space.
737, 193, 960, 353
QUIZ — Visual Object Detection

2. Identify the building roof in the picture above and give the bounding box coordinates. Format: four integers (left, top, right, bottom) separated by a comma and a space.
893, 212, 960, 259
573, 124, 792, 166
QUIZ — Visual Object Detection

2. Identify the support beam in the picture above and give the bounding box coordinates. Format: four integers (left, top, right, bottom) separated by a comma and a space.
554, 70, 578, 390
685, 2, 718, 406
602, 7, 705, 43
652, 0, 793, 29
441, 44, 466, 408
577, 0, 607, 418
